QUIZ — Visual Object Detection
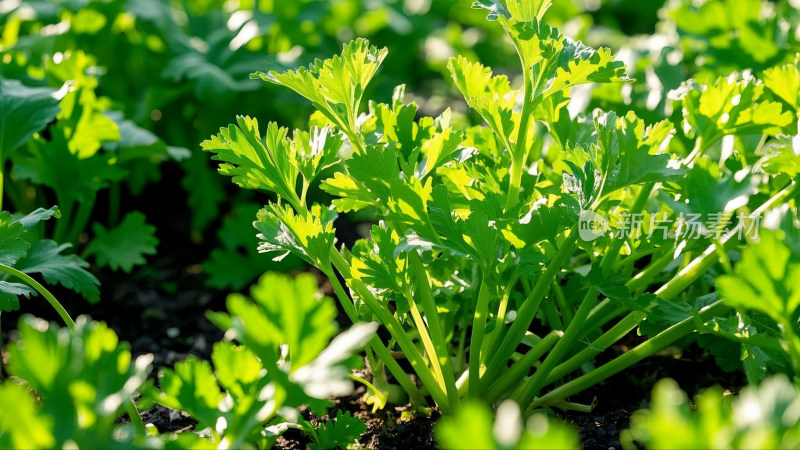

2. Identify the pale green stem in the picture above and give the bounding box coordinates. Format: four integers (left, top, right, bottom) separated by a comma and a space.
468, 275, 491, 397
536, 181, 796, 391
506, 71, 535, 210
408, 253, 459, 408
328, 249, 450, 410
323, 262, 421, 401
528, 300, 729, 412
482, 230, 578, 387
486, 330, 562, 402
404, 288, 447, 389
66, 195, 96, 244
482, 271, 520, 358
0, 264, 75, 329
516, 288, 598, 405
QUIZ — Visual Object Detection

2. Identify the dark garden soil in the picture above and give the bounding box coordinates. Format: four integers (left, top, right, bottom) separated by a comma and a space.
0, 162, 745, 449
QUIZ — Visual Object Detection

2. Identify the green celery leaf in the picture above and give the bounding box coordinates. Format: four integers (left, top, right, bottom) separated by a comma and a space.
594, 111, 683, 193
203, 203, 303, 290
623, 376, 800, 449
163, 53, 257, 101
717, 230, 800, 327
255, 203, 337, 266
367, 85, 431, 164
321, 144, 399, 213
418, 110, 464, 178
150, 354, 228, 433
668, 0, 786, 72
289, 322, 378, 400
540, 32, 629, 99
697, 311, 787, 384
307, 411, 367, 450
763, 59, 800, 112
254, 39, 388, 130
0, 383, 56, 449
12, 129, 125, 204
479, 10, 629, 103
0, 207, 63, 311
290, 126, 343, 183
210, 342, 264, 398
16, 240, 100, 303
0, 281, 34, 312
5, 316, 152, 448
665, 155, 754, 219
759, 149, 800, 177
473, 0, 550, 22
351, 225, 406, 292
671, 73, 793, 147
435, 401, 498, 449
0, 211, 30, 266
15, 206, 61, 229
562, 111, 681, 205
502, 198, 576, 252
638, 299, 693, 338
85, 211, 159, 273
448, 56, 516, 144
201, 273, 374, 418
757, 125, 800, 176
202, 117, 300, 206
103, 111, 166, 158
427, 185, 473, 256
436, 400, 579, 449
55, 88, 120, 159
207, 272, 338, 370
460, 197, 503, 270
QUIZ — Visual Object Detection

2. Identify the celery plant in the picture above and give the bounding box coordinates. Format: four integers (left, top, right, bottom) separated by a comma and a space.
204, 0, 797, 414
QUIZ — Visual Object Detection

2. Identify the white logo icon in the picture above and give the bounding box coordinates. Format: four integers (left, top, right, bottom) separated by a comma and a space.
578, 210, 609, 241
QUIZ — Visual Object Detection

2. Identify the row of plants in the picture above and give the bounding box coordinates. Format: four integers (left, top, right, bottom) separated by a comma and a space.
1, 0, 800, 448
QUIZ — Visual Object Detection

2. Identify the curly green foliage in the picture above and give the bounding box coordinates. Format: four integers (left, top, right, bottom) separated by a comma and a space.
0, 316, 154, 449
623, 376, 800, 449
436, 400, 579, 450
150, 273, 376, 448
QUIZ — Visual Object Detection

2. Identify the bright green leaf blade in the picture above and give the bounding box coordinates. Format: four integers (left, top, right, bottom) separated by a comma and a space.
0, 78, 61, 153
202, 117, 300, 205
763, 59, 800, 112
5, 316, 151, 448
150, 356, 225, 430
256, 39, 388, 129
0, 383, 56, 449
